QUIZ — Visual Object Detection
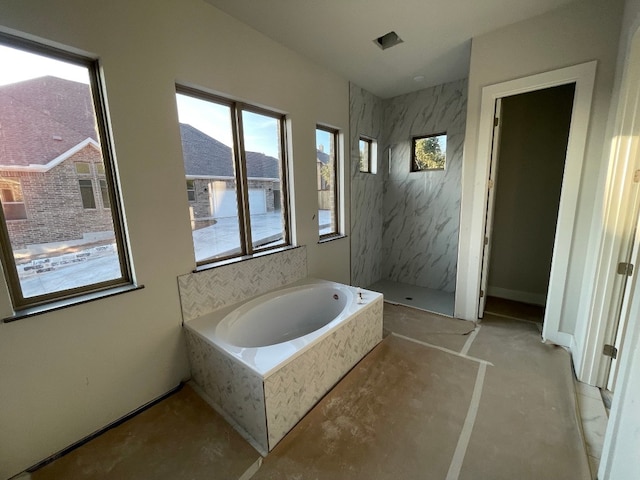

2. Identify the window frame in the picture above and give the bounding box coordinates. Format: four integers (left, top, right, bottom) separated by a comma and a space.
316, 125, 341, 239
0, 179, 27, 221
176, 85, 291, 266
359, 136, 374, 173
411, 132, 447, 172
0, 32, 133, 311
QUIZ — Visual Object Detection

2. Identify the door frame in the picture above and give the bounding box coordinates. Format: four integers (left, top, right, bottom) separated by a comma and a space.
455, 61, 597, 348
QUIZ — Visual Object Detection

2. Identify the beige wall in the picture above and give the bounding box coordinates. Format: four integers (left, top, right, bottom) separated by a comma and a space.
0, 0, 349, 477
457, 0, 623, 333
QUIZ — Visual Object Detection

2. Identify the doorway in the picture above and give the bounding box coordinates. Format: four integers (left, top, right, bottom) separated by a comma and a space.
480, 84, 576, 325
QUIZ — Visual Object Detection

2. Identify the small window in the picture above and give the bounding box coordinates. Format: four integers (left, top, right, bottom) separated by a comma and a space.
176, 87, 290, 265
0, 179, 27, 220
75, 163, 91, 175
0, 34, 132, 309
96, 163, 105, 175
359, 137, 372, 173
316, 126, 340, 238
412, 133, 447, 171
186, 179, 196, 202
79, 179, 96, 209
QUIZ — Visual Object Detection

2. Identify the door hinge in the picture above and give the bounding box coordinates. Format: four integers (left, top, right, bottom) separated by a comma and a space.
634, 169, 640, 183
603, 344, 618, 359
484, 236, 489, 246
617, 262, 634, 276
494, 117, 499, 127
488, 179, 494, 189
480, 289, 485, 298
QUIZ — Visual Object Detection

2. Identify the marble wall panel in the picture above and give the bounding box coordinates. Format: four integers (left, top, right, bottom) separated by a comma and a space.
178, 247, 307, 322
350, 83, 385, 288
381, 79, 467, 292
263, 295, 383, 449
184, 329, 268, 451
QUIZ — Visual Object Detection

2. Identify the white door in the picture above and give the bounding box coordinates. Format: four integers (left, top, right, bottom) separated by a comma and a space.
607, 180, 640, 391
248, 188, 267, 215
478, 99, 503, 318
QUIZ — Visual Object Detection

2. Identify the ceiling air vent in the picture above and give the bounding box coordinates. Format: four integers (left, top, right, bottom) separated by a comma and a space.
374, 31, 403, 50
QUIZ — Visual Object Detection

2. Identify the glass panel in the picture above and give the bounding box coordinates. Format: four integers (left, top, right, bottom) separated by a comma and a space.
99, 179, 110, 208
316, 128, 338, 236
359, 138, 370, 173
0, 44, 125, 300
412, 133, 447, 171
241, 110, 286, 251
75, 163, 91, 174
79, 179, 96, 209
176, 93, 242, 262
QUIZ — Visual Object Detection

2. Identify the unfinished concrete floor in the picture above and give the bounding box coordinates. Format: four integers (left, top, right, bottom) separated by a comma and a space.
27, 303, 590, 480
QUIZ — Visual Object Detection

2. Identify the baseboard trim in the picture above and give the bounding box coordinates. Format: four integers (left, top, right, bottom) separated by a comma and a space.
487, 286, 546, 306
25, 383, 184, 474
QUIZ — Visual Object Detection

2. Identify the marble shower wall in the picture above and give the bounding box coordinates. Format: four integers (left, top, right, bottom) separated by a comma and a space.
381, 79, 467, 292
350, 83, 384, 288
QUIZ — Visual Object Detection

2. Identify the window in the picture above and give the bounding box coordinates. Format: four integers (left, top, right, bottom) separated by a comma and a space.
359, 136, 373, 173
75, 163, 91, 174
0, 179, 27, 220
186, 179, 196, 202
0, 34, 132, 309
176, 87, 290, 265
316, 126, 340, 238
412, 133, 447, 171
99, 180, 110, 208
79, 179, 96, 209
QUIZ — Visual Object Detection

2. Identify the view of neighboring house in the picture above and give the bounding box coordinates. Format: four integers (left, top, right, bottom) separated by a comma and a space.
0, 76, 285, 251
0, 76, 112, 250
179, 123, 282, 229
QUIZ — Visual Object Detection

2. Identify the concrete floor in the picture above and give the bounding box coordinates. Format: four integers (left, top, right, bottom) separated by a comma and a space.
26, 303, 592, 480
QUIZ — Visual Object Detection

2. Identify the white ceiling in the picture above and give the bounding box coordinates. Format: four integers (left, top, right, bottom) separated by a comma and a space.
204, 0, 576, 98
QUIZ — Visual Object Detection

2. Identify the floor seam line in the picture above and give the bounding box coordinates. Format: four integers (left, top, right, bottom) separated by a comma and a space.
460, 324, 481, 356
391, 332, 494, 366
446, 362, 487, 480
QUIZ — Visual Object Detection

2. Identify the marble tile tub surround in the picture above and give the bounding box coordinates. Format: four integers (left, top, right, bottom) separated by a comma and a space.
184, 280, 384, 454
350, 83, 385, 289
177, 246, 307, 322
381, 79, 467, 293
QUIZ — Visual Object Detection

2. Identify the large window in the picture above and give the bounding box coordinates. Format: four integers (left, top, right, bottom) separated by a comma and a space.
0, 35, 132, 310
316, 126, 340, 238
176, 87, 290, 265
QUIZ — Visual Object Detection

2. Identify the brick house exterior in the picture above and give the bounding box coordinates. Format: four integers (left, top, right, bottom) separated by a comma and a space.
0, 76, 285, 247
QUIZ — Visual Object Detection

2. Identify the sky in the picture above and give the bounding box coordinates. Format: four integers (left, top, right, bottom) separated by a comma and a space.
0, 45, 88, 86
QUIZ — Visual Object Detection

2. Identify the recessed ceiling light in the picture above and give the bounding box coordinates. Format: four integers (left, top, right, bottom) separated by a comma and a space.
374, 31, 403, 50
413, 75, 425, 82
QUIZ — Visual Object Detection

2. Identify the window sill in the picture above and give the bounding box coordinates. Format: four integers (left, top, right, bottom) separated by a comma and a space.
194, 245, 301, 273
2, 283, 145, 323
318, 234, 347, 244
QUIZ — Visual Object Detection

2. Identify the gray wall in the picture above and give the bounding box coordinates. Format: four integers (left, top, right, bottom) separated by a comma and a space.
381, 79, 467, 293
487, 84, 575, 305
350, 83, 384, 288
349, 79, 467, 293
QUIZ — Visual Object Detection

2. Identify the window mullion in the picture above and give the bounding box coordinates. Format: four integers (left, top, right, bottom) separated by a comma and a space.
233, 105, 253, 255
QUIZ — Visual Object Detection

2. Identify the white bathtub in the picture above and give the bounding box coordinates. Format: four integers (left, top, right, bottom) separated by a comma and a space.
184, 278, 383, 454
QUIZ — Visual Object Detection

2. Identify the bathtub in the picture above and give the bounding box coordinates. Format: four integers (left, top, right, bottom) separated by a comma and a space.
184, 278, 383, 454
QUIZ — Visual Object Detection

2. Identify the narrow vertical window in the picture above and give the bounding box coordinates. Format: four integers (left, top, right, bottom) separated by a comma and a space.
176, 87, 290, 265
359, 136, 373, 173
0, 34, 132, 309
316, 126, 340, 238
79, 179, 96, 209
